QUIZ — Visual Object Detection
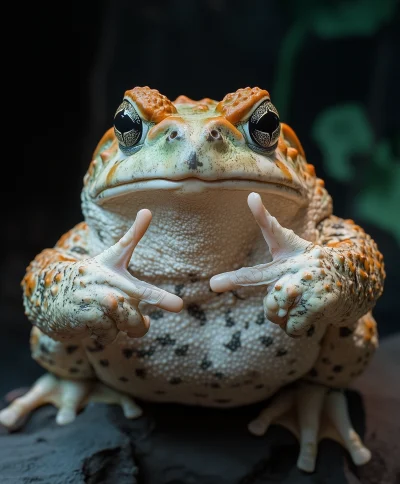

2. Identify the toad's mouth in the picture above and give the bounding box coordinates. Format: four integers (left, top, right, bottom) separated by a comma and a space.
92, 177, 307, 205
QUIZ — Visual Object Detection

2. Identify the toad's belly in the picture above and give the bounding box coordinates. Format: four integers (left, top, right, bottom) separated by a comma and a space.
85, 297, 324, 407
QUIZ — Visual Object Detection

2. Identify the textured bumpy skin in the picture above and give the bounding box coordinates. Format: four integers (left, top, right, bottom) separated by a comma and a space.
3, 86, 385, 472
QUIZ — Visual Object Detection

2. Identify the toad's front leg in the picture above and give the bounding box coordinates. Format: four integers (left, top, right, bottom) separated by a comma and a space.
211, 192, 384, 337
22, 209, 182, 346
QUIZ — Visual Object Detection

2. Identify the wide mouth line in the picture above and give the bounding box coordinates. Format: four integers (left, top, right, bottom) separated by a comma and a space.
92, 177, 306, 206
94, 176, 302, 193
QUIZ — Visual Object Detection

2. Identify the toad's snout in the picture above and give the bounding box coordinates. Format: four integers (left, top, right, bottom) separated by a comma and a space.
147, 116, 244, 148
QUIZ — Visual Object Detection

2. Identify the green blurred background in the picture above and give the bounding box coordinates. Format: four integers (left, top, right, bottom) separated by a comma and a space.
1, 0, 399, 392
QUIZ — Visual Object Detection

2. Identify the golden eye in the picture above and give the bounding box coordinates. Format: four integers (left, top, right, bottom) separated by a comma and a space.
114, 101, 142, 150
248, 100, 280, 151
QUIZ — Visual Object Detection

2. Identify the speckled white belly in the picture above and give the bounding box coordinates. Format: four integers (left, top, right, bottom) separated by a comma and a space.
84, 286, 324, 407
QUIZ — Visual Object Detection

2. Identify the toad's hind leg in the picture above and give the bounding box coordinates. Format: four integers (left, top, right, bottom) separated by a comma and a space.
248, 382, 371, 473
0, 328, 142, 429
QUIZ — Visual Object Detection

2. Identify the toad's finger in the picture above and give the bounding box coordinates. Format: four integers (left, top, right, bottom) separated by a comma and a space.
96, 209, 153, 271
210, 264, 281, 292
107, 273, 183, 312
247, 192, 311, 258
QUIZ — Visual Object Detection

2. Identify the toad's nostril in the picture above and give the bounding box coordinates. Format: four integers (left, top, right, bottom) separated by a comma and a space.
210, 129, 222, 140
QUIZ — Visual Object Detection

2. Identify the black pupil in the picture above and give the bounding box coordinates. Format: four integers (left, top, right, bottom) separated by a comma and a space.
249, 105, 280, 147
114, 109, 141, 135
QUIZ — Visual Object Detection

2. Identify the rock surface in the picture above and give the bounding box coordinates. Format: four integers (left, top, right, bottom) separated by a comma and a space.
1, 334, 399, 484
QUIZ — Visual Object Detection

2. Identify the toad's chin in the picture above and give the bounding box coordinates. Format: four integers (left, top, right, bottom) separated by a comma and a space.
92, 178, 307, 205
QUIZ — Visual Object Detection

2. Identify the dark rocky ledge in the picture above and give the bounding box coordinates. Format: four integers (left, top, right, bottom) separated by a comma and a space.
1, 334, 399, 484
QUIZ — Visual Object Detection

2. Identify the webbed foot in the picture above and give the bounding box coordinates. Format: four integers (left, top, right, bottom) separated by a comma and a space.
248, 382, 371, 473
0, 373, 142, 430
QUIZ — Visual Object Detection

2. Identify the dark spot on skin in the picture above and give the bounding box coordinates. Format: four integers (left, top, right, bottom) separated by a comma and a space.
339, 327, 353, 337
260, 336, 273, 347
71, 246, 89, 255
149, 309, 164, 320
322, 357, 331, 364
66, 345, 79, 354
186, 152, 201, 170
309, 368, 318, 377
187, 303, 207, 324
169, 377, 182, 385
254, 384, 264, 389
135, 368, 147, 379
155, 390, 166, 395
214, 399, 231, 404
225, 310, 235, 327
200, 356, 213, 370
137, 347, 156, 358
194, 393, 208, 398
69, 367, 79, 374
214, 372, 224, 379
86, 342, 105, 353
174, 284, 184, 297
210, 383, 221, 389
97, 229, 105, 243
333, 365, 343, 373
287, 370, 296, 376
175, 345, 189, 356
122, 348, 134, 359
224, 331, 242, 352
255, 312, 265, 325
99, 359, 109, 367
156, 334, 176, 346
357, 356, 363, 363
189, 272, 199, 283
276, 348, 288, 357
307, 325, 315, 337
39, 343, 50, 354
119, 377, 129, 382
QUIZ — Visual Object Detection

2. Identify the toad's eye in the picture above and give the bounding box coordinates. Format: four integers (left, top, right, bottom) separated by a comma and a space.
247, 100, 280, 153
114, 100, 143, 151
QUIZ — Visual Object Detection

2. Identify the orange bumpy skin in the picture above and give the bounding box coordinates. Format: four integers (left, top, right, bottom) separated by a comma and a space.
124, 86, 177, 123
216, 87, 270, 124
22, 223, 90, 340
317, 216, 385, 307
10, 86, 386, 473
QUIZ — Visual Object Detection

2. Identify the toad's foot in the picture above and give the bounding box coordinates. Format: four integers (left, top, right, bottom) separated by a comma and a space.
248, 382, 371, 473
0, 373, 142, 430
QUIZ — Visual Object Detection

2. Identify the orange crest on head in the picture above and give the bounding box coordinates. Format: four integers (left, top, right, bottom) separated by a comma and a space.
124, 86, 177, 124
216, 87, 270, 125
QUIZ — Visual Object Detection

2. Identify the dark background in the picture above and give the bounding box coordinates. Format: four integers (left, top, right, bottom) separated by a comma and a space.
1, 0, 399, 395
